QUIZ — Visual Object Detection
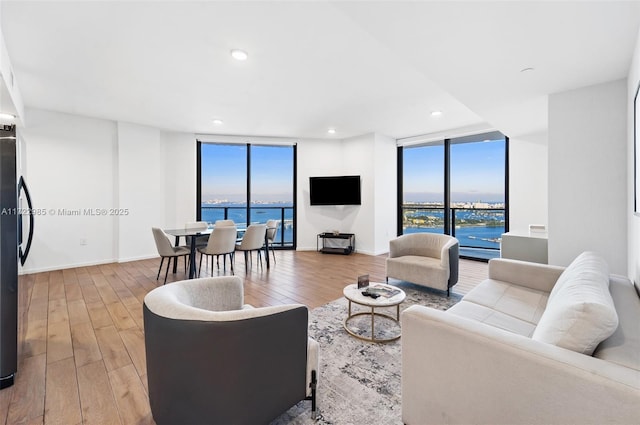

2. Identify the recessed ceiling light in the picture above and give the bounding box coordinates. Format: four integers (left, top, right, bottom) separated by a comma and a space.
430, 110, 442, 117
230, 49, 248, 61
328, 128, 336, 134
0, 113, 15, 121
212, 119, 223, 125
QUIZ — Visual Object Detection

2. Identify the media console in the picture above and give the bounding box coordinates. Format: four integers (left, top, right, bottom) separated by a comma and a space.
317, 232, 355, 255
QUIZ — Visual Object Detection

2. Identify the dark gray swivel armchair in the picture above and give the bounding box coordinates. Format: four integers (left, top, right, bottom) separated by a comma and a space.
143, 276, 319, 425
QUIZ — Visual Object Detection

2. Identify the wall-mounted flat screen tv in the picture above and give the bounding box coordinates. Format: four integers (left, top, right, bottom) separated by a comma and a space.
309, 175, 361, 205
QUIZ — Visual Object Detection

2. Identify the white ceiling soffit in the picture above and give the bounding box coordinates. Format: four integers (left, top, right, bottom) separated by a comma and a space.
1, 1, 639, 140
334, 1, 640, 139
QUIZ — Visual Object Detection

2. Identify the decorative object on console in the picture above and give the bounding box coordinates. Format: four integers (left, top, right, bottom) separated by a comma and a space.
357, 274, 369, 289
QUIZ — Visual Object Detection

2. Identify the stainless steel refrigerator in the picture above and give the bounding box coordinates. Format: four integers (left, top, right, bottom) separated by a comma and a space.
0, 124, 33, 389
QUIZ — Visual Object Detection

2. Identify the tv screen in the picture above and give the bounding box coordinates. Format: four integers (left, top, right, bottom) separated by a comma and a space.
309, 175, 361, 205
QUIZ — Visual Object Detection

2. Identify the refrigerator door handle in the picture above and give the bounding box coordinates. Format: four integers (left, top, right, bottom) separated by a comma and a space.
18, 176, 33, 266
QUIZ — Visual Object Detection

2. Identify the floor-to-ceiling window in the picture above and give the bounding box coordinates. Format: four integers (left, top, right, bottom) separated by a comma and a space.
401, 141, 445, 234
198, 142, 296, 248
399, 131, 508, 260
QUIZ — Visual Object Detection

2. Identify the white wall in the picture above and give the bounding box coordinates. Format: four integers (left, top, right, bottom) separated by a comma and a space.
296, 138, 349, 250
117, 122, 165, 261
548, 79, 627, 274
20, 109, 196, 273
628, 27, 640, 283
296, 133, 396, 255
20, 109, 118, 272
508, 133, 548, 233
342, 133, 376, 254
373, 133, 397, 254
162, 131, 197, 228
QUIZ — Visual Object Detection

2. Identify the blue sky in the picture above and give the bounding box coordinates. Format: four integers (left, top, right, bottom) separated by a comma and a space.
403, 139, 505, 202
202, 139, 505, 203
201, 144, 294, 202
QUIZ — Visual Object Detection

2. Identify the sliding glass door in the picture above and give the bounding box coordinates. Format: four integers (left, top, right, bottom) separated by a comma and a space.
399, 132, 508, 260
449, 135, 507, 259
401, 142, 445, 235
198, 142, 296, 248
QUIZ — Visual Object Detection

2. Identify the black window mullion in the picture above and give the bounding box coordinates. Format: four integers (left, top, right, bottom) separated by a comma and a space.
504, 136, 510, 233
246, 143, 251, 227
397, 146, 403, 237
292, 144, 297, 249
444, 138, 451, 235
196, 140, 202, 221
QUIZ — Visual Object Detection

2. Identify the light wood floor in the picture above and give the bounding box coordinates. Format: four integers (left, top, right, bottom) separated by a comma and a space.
0, 250, 488, 425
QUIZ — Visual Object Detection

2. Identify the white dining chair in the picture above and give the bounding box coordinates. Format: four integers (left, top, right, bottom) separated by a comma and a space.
185, 221, 209, 249
265, 219, 279, 264
235, 224, 267, 270
197, 225, 237, 276
151, 227, 191, 284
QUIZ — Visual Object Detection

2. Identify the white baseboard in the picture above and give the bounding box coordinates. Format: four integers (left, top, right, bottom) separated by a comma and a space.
20, 258, 118, 274
20, 254, 160, 275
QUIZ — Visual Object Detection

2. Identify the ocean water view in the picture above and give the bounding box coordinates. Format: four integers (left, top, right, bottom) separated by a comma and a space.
201, 203, 505, 251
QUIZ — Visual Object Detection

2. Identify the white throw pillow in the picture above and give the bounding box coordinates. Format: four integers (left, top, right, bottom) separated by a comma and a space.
532, 252, 618, 355
548, 251, 609, 303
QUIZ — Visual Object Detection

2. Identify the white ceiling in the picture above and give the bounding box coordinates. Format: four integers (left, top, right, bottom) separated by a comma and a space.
1, 1, 639, 141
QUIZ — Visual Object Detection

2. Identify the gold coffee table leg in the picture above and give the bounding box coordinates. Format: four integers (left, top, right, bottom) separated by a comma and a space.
371, 306, 375, 339
343, 308, 401, 343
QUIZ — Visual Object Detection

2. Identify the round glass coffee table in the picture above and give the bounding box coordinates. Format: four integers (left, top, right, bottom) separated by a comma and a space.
343, 283, 406, 343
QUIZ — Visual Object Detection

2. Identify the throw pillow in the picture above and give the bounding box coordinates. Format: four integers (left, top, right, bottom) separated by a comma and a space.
548, 251, 609, 302
532, 252, 618, 355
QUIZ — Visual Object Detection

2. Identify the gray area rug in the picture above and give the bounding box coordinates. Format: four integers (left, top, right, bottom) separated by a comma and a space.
271, 281, 462, 425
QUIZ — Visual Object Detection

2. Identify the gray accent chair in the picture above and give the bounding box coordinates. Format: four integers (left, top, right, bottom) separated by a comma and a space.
386, 233, 459, 296
143, 276, 319, 425
265, 219, 279, 264
185, 221, 209, 249
197, 225, 237, 276
151, 227, 190, 284
235, 223, 267, 270
214, 219, 236, 227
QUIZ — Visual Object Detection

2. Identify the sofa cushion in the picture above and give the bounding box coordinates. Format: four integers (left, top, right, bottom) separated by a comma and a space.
548, 251, 609, 303
386, 255, 448, 287
532, 252, 618, 355
448, 300, 537, 337
592, 275, 640, 371
461, 279, 548, 325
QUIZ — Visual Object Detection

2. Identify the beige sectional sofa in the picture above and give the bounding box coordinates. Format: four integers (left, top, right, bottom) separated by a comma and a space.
401, 252, 640, 424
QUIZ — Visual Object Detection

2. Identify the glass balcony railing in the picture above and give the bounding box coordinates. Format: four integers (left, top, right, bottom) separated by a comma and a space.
402, 205, 505, 260
200, 205, 294, 248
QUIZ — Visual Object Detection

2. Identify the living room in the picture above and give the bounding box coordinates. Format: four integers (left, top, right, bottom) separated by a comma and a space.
0, 1, 639, 424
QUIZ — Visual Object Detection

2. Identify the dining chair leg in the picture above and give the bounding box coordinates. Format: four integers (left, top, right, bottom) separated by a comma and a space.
164, 258, 171, 284
257, 250, 263, 268
157, 257, 165, 280
198, 254, 204, 277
